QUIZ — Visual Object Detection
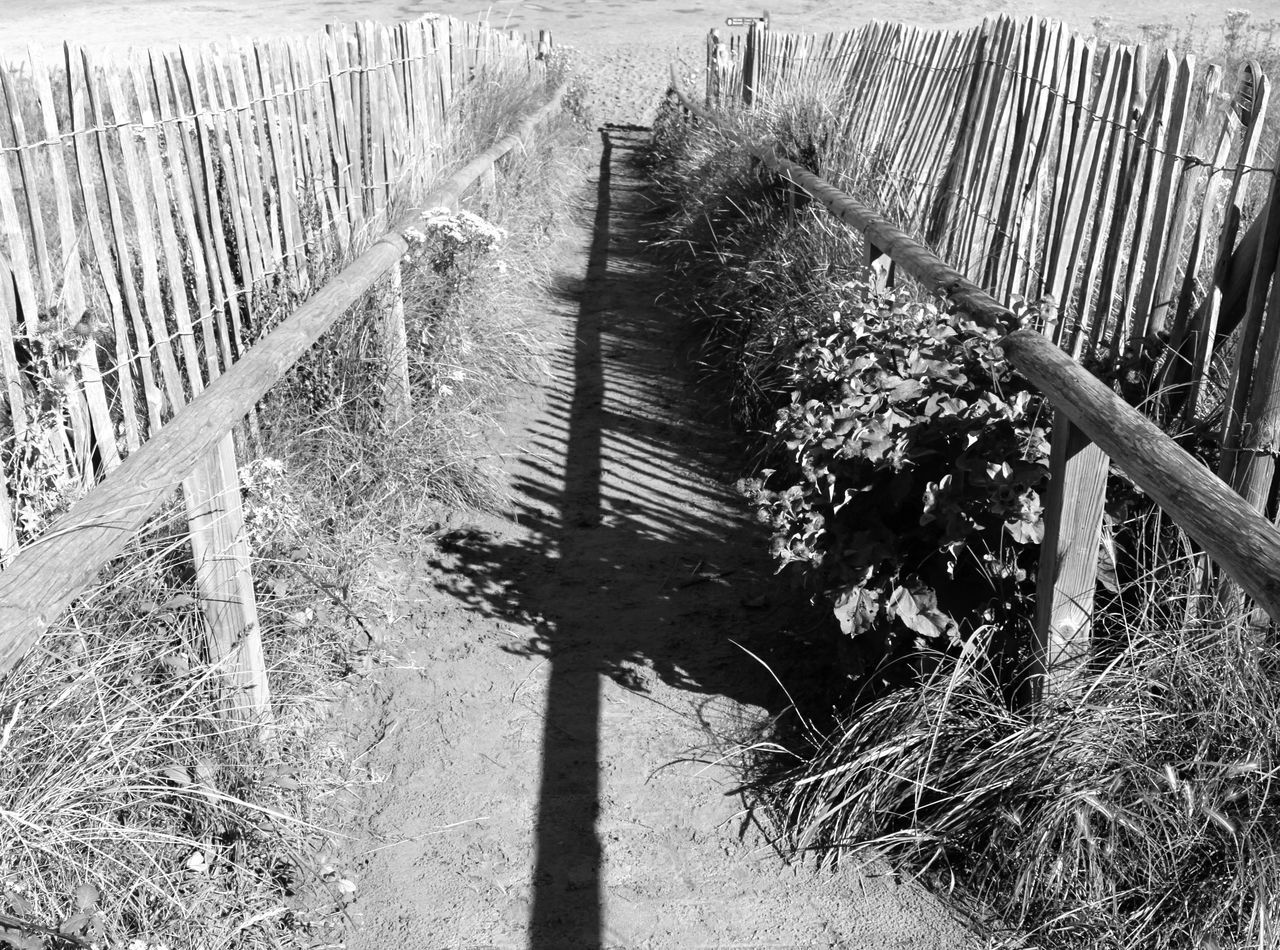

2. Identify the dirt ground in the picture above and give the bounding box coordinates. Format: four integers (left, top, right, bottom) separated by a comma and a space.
319, 128, 977, 948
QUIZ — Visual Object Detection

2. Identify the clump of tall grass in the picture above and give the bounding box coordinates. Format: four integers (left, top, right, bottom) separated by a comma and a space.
0, 501, 357, 950
648, 84, 888, 435
776, 515, 1280, 949
0, 76, 589, 948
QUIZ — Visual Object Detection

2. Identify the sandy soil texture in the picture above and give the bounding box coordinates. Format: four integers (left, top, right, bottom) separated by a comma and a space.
5, 0, 1276, 62
328, 126, 977, 949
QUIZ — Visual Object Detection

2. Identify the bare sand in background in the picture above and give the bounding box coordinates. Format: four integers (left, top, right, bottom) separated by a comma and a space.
5, 0, 1280, 125
6, 0, 1280, 60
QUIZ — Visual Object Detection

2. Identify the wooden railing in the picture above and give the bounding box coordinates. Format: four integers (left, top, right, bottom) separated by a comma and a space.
0, 16, 563, 718
668, 60, 1280, 696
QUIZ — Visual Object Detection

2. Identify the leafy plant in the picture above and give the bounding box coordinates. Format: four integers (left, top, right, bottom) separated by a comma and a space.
741, 288, 1049, 665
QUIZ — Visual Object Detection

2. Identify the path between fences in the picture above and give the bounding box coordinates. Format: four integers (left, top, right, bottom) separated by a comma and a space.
334, 127, 973, 949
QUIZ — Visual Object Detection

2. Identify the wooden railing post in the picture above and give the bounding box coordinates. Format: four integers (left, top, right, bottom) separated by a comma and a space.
1030, 415, 1109, 698
183, 432, 271, 721
382, 258, 412, 426
479, 162, 498, 205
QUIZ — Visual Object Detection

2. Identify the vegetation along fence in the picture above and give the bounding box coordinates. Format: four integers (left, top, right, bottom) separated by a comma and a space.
0, 15, 562, 719
691, 13, 1280, 695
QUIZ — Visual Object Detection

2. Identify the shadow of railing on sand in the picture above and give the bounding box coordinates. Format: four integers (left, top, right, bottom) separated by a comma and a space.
424, 127, 849, 949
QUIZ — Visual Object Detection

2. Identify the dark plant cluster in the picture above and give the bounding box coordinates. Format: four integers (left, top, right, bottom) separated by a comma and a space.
740, 290, 1049, 667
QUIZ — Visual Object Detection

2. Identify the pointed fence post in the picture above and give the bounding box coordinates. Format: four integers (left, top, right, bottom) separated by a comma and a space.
382, 259, 412, 426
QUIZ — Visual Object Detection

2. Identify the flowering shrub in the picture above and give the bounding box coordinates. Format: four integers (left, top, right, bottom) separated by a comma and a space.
741, 286, 1050, 654
239, 457, 302, 554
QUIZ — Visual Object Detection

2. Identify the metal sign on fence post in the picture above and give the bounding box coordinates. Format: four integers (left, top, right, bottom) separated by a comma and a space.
722, 11, 769, 107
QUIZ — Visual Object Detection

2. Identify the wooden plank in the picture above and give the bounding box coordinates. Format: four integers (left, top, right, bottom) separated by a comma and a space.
323, 31, 361, 247
381, 258, 410, 425
1105, 50, 1172, 358
353, 24, 373, 220
1131, 55, 1199, 340
104, 68, 187, 414
130, 58, 205, 397
435, 18, 454, 115
300, 34, 350, 256
331, 28, 369, 245
65, 44, 140, 453
1196, 69, 1271, 443
147, 51, 218, 388
1069, 47, 1135, 355
951, 18, 1018, 272
254, 44, 308, 286
31, 49, 122, 475
1032, 415, 1109, 694
210, 48, 270, 291
1142, 63, 1223, 343
182, 431, 270, 719
925, 20, 1003, 257
985, 18, 1053, 291
232, 46, 284, 277
1003, 327, 1280, 624
195, 46, 255, 299
0, 66, 53, 297
359, 22, 387, 224
176, 47, 240, 374
881, 30, 943, 195
912, 31, 980, 223
83, 50, 163, 434
289, 37, 343, 259
1050, 43, 1117, 351
0, 130, 37, 374
0, 249, 28, 560
1039, 33, 1092, 308
0, 61, 77, 475
0, 263, 17, 557
0, 252, 28, 444
1005, 21, 1066, 301
1226, 160, 1280, 513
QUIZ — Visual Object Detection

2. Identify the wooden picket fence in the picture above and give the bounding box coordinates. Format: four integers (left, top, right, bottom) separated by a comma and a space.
694, 14, 1280, 692
0, 16, 556, 718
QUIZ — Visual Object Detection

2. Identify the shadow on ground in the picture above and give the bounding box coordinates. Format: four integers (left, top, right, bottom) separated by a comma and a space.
421, 127, 851, 948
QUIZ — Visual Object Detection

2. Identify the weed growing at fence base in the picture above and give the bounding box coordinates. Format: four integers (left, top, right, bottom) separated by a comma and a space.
0, 82, 589, 948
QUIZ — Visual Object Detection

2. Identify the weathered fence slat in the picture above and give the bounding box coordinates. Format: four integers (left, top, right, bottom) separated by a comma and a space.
67, 47, 141, 453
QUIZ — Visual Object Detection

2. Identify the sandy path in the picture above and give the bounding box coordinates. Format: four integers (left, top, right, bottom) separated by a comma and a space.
330, 127, 976, 948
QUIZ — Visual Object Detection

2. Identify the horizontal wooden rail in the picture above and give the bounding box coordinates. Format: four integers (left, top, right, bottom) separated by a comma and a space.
0, 84, 566, 676
1003, 329, 1280, 616
666, 74, 1280, 623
